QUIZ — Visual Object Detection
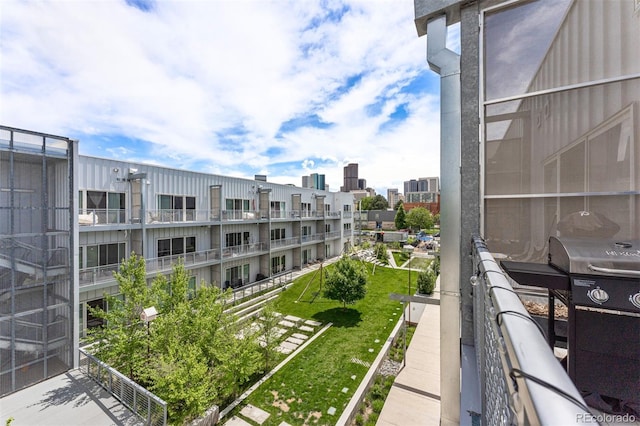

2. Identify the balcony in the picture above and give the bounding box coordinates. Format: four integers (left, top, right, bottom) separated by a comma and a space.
270, 210, 291, 220
467, 236, 591, 424
79, 248, 222, 287
221, 210, 263, 221
221, 242, 267, 259
270, 236, 300, 249
79, 209, 221, 226
293, 210, 323, 219
325, 230, 341, 239
78, 209, 126, 226
147, 209, 217, 223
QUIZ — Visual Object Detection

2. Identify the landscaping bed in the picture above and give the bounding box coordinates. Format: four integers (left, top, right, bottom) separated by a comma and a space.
223, 263, 412, 426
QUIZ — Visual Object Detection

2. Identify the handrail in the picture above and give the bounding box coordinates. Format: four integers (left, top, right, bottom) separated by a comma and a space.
471, 235, 592, 425
79, 248, 222, 286
79, 348, 167, 426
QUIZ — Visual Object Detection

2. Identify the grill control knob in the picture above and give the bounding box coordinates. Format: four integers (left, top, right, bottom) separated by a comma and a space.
587, 287, 609, 304
631, 293, 640, 310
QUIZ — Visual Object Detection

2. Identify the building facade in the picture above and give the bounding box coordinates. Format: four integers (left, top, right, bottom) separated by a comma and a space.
76, 156, 354, 338
1, 127, 354, 396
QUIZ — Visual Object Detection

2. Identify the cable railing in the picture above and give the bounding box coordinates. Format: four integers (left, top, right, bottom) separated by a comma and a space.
471, 236, 592, 425
79, 348, 167, 426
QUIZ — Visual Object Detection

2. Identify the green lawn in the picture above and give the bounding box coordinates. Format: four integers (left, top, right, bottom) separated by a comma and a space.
406, 257, 432, 270
228, 263, 411, 425
391, 251, 409, 267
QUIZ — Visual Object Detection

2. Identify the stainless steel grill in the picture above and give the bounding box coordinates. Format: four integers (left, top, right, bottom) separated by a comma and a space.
502, 237, 640, 416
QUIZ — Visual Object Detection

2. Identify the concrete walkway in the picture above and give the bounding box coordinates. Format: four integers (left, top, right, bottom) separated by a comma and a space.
0, 369, 140, 426
377, 282, 441, 426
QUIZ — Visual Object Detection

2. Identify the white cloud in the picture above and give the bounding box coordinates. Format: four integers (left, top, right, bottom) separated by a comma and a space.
0, 0, 441, 195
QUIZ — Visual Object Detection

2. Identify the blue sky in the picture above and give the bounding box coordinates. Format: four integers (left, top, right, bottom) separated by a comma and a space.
1, 0, 457, 195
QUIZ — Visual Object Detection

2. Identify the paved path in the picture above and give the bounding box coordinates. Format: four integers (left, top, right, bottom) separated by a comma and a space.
377, 280, 441, 426
0, 369, 140, 426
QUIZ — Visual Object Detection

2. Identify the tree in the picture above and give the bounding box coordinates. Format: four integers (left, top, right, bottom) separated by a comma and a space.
405, 207, 434, 232
215, 320, 261, 399
360, 195, 389, 211
393, 200, 403, 211
394, 203, 407, 230
323, 256, 368, 308
88, 255, 256, 423
258, 302, 281, 372
88, 254, 151, 381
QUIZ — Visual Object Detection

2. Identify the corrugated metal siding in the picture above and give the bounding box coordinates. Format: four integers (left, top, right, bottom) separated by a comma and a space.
530, 0, 639, 93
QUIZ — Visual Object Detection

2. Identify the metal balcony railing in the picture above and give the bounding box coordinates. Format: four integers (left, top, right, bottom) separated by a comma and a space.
79, 348, 167, 426
471, 236, 592, 425
269, 210, 290, 219
221, 210, 262, 221
325, 230, 341, 239
79, 248, 222, 287
270, 236, 300, 249
221, 242, 267, 259
78, 207, 346, 226
80, 209, 221, 226
78, 209, 126, 225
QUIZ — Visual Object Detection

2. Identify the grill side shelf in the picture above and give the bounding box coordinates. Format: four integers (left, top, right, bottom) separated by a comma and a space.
501, 260, 570, 291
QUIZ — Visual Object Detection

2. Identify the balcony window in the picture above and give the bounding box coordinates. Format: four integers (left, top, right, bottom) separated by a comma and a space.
225, 232, 249, 247
158, 194, 196, 221
270, 228, 286, 241
157, 236, 196, 258
81, 190, 125, 224
225, 264, 249, 288
271, 201, 286, 218
80, 243, 125, 270
271, 255, 286, 274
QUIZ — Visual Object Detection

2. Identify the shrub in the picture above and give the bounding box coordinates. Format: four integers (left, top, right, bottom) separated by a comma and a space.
374, 243, 388, 263
417, 268, 436, 295
371, 398, 385, 413
430, 255, 441, 275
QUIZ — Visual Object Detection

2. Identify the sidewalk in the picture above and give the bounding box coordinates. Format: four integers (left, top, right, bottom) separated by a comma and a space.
377, 282, 441, 426
0, 369, 139, 426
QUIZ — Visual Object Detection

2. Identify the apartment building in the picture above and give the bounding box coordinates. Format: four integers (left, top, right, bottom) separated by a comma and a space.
77, 156, 354, 338
1, 125, 354, 396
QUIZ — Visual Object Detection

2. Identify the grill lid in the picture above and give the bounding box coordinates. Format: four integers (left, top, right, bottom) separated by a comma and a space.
548, 236, 640, 277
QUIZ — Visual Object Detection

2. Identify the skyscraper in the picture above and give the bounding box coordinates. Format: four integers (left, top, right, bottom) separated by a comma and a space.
341, 163, 359, 192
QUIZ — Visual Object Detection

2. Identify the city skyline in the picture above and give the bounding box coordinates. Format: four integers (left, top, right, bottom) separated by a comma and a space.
0, 0, 458, 196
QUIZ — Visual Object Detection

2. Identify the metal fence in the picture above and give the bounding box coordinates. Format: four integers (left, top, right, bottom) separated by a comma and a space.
79, 348, 167, 426
225, 271, 293, 305
471, 236, 592, 425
